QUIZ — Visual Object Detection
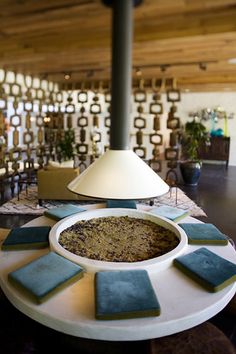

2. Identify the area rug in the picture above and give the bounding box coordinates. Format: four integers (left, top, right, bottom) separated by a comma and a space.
0, 186, 206, 217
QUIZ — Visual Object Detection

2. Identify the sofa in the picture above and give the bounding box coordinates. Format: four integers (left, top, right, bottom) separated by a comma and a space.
37, 166, 81, 205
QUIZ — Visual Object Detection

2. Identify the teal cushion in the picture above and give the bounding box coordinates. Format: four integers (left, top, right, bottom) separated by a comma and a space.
8, 252, 84, 303
44, 204, 86, 221
106, 200, 137, 209
2, 226, 51, 250
95, 269, 160, 320
174, 247, 236, 292
179, 223, 228, 245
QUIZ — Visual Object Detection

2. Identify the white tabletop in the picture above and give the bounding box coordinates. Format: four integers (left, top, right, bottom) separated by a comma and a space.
0, 210, 236, 341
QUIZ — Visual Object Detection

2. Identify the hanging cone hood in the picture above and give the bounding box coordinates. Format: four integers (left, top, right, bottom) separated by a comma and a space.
68, 149, 169, 199
68, 0, 169, 200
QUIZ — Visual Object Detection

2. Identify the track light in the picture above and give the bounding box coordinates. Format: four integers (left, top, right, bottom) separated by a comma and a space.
64, 73, 71, 80
199, 62, 207, 71
160, 64, 169, 72
135, 67, 142, 76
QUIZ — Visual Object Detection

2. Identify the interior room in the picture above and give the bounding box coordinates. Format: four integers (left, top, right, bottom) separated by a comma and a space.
0, 0, 236, 353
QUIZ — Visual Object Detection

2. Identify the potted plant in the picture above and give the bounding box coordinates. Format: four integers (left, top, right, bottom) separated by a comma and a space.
57, 129, 75, 161
180, 118, 209, 186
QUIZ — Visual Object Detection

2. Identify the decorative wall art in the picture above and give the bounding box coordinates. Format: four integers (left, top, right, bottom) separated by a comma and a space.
0, 70, 183, 197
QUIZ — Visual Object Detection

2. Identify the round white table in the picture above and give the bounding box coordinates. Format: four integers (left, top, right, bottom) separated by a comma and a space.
0, 211, 236, 341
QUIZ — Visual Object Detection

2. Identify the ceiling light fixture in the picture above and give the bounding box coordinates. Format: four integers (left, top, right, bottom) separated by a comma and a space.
68, 0, 169, 200
87, 70, 94, 78
64, 73, 71, 80
135, 67, 142, 76
228, 58, 236, 64
160, 64, 169, 72
199, 62, 207, 71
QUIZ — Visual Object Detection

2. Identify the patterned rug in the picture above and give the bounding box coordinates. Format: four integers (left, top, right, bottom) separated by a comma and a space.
0, 186, 207, 217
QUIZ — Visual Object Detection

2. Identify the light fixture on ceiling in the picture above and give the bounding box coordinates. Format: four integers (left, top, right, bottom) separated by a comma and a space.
199, 62, 207, 71
87, 70, 94, 78
135, 67, 142, 76
160, 64, 169, 72
64, 73, 71, 80
228, 58, 236, 64
68, 0, 169, 200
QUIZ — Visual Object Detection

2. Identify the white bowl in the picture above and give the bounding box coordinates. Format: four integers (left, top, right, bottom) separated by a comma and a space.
49, 208, 188, 274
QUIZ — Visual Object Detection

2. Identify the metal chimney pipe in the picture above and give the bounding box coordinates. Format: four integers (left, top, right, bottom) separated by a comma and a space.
103, 0, 142, 149
110, 0, 132, 150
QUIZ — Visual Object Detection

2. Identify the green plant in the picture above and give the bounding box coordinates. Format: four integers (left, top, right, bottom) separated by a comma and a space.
181, 119, 209, 162
57, 129, 75, 160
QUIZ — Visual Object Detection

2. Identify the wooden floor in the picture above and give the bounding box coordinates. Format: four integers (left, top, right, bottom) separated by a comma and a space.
0, 163, 236, 353
181, 163, 236, 245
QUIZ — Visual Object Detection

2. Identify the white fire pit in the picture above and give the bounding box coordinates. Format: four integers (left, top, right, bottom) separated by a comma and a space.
49, 208, 188, 274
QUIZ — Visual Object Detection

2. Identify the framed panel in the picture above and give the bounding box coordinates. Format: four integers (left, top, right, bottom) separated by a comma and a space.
165, 148, 179, 161
77, 91, 88, 103
77, 116, 88, 127
149, 102, 163, 115
134, 89, 147, 103
23, 101, 34, 112
65, 104, 75, 114
90, 103, 101, 114
134, 117, 146, 129
36, 88, 45, 100
10, 114, 21, 128
149, 133, 163, 146
9, 83, 22, 97
166, 89, 181, 103
149, 159, 162, 173
23, 131, 34, 145
133, 146, 146, 159
76, 143, 88, 154
36, 115, 44, 127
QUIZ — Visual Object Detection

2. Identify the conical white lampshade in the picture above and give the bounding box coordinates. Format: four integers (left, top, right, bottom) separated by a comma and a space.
68, 149, 169, 200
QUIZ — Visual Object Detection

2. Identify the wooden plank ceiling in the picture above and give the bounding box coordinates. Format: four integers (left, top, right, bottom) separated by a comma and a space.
1, 0, 236, 91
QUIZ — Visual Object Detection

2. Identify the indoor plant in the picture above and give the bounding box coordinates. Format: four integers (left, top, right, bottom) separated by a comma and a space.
180, 118, 209, 186
56, 129, 75, 161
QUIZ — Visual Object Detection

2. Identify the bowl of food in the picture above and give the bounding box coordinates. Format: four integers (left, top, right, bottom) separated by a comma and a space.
49, 208, 188, 273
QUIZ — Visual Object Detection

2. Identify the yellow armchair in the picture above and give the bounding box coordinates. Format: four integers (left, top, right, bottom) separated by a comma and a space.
37, 167, 81, 204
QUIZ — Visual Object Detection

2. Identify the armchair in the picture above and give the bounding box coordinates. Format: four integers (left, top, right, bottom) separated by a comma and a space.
37, 167, 81, 205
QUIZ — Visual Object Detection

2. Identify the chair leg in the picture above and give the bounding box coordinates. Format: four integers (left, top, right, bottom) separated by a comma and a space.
38, 199, 42, 206
10, 182, 15, 198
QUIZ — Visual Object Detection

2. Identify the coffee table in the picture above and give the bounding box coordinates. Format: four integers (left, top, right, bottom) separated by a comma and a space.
0, 210, 235, 341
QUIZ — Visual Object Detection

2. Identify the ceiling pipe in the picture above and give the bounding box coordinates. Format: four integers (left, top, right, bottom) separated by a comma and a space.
109, 0, 133, 150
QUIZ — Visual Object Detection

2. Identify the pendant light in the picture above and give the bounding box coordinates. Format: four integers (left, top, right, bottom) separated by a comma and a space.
68, 0, 169, 200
